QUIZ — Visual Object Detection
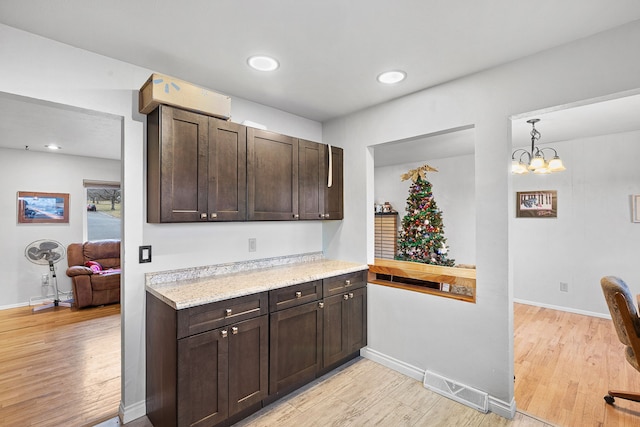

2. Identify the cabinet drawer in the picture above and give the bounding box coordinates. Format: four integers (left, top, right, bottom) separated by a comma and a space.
177, 292, 268, 339
269, 280, 322, 312
323, 270, 367, 297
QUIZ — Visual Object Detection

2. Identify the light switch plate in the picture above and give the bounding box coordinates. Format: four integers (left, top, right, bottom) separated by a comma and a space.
139, 245, 152, 263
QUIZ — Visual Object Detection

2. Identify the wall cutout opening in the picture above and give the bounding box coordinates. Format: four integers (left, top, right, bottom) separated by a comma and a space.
371, 125, 477, 301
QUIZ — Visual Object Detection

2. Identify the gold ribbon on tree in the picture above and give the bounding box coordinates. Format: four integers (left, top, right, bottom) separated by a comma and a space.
400, 164, 438, 182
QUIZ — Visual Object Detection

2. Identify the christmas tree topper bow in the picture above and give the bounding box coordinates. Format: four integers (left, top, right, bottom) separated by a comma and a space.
401, 164, 438, 182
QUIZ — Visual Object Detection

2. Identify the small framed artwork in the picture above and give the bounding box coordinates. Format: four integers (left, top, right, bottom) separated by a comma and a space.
17, 191, 69, 224
633, 195, 640, 223
516, 190, 557, 218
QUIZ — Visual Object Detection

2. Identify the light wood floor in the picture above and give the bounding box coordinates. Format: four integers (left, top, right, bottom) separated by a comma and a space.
0, 304, 120, 427
233, 357, 549, 427
2, 302, 640, 426
514, 302, 640, 427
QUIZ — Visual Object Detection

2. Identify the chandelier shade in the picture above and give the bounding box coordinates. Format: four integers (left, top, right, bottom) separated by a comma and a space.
511, 118, 565, 175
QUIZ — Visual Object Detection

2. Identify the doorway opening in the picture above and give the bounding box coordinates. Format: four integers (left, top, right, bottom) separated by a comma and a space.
510, 90, 640, 425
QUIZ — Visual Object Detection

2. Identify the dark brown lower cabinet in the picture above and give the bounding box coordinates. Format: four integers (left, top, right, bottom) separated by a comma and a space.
177, 315, 268, 427
323, 286, 367, 369
146, 292, 268, 427
177, 327, 228, 427
269, 300, 323, 396
146, 271, 366, 427
228, 316, 269, 416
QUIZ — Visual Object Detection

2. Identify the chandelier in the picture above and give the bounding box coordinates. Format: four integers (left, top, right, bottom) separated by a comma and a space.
511, 118, 565, 174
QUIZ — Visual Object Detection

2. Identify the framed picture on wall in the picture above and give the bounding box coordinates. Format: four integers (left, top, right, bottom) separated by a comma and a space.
516, 190, 557, 218
17, 191, 69, 224
633, 195, 640, 223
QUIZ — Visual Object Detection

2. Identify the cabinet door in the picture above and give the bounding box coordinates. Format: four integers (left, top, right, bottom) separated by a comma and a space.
347, 286, 367, 353
177, 328, 229, 427
208, 119, 247, 221
324, 145, 343, 220
323, 286, 367, 368
247, 128, 298, 220
228, 315, 268, 416
270, 301, 323, 394
322, 293, 349, 368
298, 139, 325, 220
152, 105, 209, 223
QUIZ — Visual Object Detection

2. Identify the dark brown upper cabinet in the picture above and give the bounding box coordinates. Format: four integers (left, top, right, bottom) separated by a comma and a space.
147, 105, 342, 223
147, 105, 247, 223
208, 119, 247, 221
298, 140, 343, 220
247, 128, 299, 221
324, 145, 343, 220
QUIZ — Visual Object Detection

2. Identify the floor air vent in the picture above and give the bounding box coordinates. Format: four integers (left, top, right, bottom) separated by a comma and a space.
423, 370, 488, 413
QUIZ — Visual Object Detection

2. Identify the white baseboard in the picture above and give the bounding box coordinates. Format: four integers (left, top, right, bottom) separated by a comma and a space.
361, 347, 517, 419
489, 396, 516, 419
0, 301, 29, 310
120, 399, 147, 424
514, 298, 610, 319
360, 347, 424, 381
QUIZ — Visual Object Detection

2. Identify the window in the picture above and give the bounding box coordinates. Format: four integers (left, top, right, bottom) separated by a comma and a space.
84, 180, 121, 241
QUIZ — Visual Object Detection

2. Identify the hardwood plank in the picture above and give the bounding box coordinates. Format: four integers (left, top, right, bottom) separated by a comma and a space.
0, 304, 120, 426
514, 303, 640, 426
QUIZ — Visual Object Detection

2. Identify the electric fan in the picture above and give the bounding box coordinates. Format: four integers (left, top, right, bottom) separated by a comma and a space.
25, 239, 72, 312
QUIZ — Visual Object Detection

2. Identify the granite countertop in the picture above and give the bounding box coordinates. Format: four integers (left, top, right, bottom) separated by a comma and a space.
146, 258, 368, 310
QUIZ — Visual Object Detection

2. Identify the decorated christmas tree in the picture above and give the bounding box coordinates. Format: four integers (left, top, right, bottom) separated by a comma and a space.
395, 164, 455, 266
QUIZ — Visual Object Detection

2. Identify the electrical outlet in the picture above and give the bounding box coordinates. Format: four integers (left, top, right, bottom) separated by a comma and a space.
249, 238, 257, 252
41, 274, 49, 285
560, 282, 569, 292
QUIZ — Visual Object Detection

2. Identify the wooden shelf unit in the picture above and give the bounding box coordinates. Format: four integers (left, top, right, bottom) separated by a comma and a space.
374, 213, 398, 259
368, 258, 476, 303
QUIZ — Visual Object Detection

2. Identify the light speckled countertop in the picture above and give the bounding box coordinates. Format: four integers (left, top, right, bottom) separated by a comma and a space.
146, 258, 368, 310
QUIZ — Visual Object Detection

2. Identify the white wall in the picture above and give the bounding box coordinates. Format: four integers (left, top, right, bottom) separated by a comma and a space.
0, 148, 120, 307
323, 20, 640, 414
512, 130, 640, 316
0, 23, 324, 421
374, 155, 476, 265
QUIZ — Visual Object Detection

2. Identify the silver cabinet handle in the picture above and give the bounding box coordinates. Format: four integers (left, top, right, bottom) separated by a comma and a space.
324, 213, 330, 219
349, 292, 354, 299
343, 294, 349, 300
295, 291, 302, 298
210, 213, 218, 219
319, 213, 324, 218
345, 280, 351, 286
200, 213, 207, 219
293, 214, 300, 219
225, 308, 232, 317
318, 302, 324, 309
232, 326, 238, 335
221, 330, 228, 338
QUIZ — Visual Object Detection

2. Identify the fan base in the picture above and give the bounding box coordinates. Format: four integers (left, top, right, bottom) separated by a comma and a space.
32, 299, 72, 312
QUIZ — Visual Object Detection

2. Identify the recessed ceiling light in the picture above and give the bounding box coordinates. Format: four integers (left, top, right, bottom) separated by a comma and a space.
377, 70, 407, 84
247, 55, 280, 72
44, 144, 61, 150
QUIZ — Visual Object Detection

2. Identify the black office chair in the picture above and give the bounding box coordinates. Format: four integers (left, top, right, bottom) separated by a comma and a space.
600, 276, 640, 405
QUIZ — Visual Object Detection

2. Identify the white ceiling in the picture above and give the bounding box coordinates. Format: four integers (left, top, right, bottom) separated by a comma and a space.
0, 92, 122, 160
1, 1, 640, 161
